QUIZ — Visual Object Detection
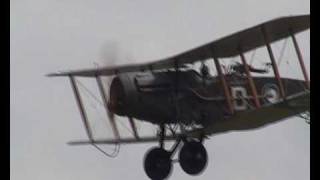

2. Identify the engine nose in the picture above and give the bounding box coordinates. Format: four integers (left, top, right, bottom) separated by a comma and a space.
108, 77, 126, 115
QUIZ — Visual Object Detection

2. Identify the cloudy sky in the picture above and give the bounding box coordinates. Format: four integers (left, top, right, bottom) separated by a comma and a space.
11, 0, 309, 180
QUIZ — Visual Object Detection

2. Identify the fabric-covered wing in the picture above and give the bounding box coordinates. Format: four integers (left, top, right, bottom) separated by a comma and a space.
68, 136, 178, 145
48, 14, 309, 77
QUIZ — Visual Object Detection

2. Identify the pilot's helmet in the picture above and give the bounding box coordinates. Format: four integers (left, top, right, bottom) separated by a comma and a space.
201, 64, 209, 76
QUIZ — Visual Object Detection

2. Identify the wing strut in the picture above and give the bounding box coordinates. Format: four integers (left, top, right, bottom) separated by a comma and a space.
128, 117, 140, 140
212, 55, 234, 114
96, 76, 120, 141
262, 26, 286, 99
239, 49, 261, 108
290, 31, 310, 89
69, 76, 93, 141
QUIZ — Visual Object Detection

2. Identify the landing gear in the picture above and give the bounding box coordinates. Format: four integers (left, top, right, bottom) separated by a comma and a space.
143, 124, 208, 179
179, 140, 208, 175
144, 147, 172, 180
143, 139, 208, 179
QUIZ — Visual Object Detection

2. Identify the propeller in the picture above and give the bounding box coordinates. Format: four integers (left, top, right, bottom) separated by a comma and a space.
99, 40, 120, 64
97, 40, 120, 95
96, 40, 123, 140
98, 40, 139, 140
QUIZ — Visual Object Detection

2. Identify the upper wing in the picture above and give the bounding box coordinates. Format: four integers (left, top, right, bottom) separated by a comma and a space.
48, 14, 309, 77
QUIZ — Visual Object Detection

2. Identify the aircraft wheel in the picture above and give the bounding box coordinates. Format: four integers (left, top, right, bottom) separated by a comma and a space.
144, 147, 172, 180
179, 141, 208, 175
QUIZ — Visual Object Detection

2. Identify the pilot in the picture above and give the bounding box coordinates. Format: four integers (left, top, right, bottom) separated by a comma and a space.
200, 64, 210, 78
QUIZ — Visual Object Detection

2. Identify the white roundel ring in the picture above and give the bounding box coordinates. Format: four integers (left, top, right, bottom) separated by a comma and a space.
261, 83, 280, 104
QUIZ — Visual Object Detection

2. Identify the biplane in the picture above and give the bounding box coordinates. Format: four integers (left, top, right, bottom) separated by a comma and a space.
48, 14, 310, 180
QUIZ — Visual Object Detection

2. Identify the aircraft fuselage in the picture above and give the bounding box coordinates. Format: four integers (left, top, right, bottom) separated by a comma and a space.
108, 70, 306, 127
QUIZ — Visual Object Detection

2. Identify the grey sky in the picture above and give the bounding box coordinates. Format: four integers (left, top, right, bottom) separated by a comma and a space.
11, 1, 309, 180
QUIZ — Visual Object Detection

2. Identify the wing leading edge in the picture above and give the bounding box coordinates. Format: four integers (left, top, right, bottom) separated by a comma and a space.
48, 14, 309, 77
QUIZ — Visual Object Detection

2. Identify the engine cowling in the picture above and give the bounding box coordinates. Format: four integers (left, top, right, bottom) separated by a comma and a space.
109, 72, 174, 123
109, 73, 139, 117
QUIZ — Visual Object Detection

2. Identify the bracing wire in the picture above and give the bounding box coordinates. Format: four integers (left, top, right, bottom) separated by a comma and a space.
274, 39, 310, 124
75, 80, 108, 136
76, 79, 135, 137
75, 79, 150, 157
277, 38, 289, 66
75, 80, 120, 157
92, 143, 120, 158
249, 49, 257, 65
76, 79, 104, 106
274, 37, 308, 92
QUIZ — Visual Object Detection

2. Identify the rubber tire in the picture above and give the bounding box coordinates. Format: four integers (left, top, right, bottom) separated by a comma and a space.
179, 141, 208, 175
144, 147, 172, 180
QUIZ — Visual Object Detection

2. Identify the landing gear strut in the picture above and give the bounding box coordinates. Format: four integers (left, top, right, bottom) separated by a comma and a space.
144, 125, 172, 180
143, 128, 208, 179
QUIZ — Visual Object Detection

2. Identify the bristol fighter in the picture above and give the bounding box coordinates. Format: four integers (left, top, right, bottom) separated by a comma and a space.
48, 14, 310, 180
